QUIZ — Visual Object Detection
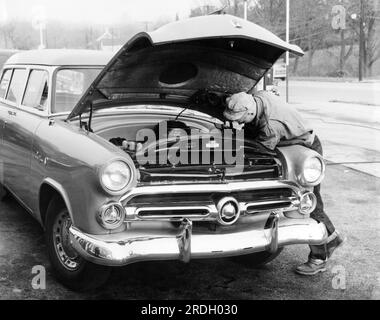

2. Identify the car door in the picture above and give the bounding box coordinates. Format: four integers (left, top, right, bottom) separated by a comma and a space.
2, 68, 47, 210
0, 68, 13, 186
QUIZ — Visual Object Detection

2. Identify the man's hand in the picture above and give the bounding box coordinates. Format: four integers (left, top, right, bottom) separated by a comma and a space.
122, 140, 143, 152
224, 92, 257, 124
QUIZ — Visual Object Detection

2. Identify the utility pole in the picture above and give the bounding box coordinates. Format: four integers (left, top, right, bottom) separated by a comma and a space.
39, 25, 44, 49
111, 28, 114, 52
244, 0, 264, 90
285, 0, 290, 103
31, 6, 47, 49
244, 0, 248, 20
359, 0, 364, 81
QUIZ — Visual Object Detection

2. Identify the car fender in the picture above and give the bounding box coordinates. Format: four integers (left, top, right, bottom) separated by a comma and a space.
32, 119, 135, 234
39, 177, 74, 225
277, 144, 324, 190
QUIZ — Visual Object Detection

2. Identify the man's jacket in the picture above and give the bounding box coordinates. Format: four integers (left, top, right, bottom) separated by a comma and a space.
246, 91, 315, 150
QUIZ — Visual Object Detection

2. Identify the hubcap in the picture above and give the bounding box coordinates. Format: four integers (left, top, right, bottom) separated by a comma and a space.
53, 210, 81, 271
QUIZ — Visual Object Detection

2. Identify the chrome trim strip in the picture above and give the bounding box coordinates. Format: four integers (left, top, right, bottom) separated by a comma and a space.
135, 205, 212, 219
121, 180, 300, 204
224, 169, 276, 176
125, 204, 217, 222
246, 198, 298, 207
147, 173, 222, 178
147, 168, 276, 178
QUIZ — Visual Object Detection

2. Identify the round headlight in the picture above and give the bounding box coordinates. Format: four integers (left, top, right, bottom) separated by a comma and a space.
302, 157, 324, 185
100, 160, 131, 193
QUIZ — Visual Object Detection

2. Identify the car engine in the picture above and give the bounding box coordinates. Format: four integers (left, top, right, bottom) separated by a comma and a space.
109, 119, 283, 185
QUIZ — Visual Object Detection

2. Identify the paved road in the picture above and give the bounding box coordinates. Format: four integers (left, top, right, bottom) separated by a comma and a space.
278, 80, 380, 177
278, 80, 380, 107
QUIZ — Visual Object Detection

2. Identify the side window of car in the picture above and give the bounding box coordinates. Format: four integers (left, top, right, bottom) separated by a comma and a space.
22, 70, 49, 111
0, 69, 12, 99
6, 69, 27, 105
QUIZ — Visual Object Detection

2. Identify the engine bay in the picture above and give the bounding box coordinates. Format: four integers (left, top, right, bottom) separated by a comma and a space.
108, 119, 282, 184
100, 89, 282, 183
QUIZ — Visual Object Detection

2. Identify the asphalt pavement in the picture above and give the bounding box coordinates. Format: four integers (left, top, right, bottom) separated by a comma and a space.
277, 80, 380, 178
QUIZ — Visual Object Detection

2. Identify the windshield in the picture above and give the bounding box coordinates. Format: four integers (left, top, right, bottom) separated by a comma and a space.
53, 68, 102, 113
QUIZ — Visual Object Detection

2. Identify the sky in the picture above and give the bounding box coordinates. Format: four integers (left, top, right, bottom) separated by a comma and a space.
0, 0, 225, 25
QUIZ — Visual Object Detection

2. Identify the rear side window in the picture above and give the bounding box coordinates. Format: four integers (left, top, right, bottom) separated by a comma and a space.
22, 70, 49, 111
6, 69, 27, 104
0, 69, 12, 98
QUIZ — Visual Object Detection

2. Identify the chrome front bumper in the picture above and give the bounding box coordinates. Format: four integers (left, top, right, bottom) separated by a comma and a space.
69, 214, 328, 267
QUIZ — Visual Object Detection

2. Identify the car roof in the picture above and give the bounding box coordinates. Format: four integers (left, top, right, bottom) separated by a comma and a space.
4, 49, 114, 66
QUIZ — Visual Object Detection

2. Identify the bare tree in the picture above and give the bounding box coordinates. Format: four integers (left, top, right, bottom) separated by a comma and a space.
330, 0, 357, 76
341, 0, 380, 77
290, 0, 331, 76
0, 21, 16, 48
363, 0, 380, 77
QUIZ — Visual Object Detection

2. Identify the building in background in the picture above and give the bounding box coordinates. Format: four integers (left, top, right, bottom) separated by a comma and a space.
96, 28, 122, 52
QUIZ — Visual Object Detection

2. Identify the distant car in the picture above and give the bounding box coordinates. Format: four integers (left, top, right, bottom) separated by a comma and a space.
273, 59, 287, 81
0, 15, 327, 291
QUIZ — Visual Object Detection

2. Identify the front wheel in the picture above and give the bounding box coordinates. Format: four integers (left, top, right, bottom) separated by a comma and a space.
45, 196, 110, 291
231, 248, 283, 268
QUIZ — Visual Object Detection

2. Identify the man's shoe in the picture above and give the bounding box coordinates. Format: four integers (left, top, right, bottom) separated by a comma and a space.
295, 257, 327, 276
326, 231, 345, 259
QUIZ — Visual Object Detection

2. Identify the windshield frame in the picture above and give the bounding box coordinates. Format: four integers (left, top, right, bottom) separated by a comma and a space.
50, 65, 104, 116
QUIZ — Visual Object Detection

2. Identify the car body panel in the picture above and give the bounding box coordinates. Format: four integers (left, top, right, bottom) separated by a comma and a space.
31, 117, 137, 233
149, 14, 303, 55
6, 49, 113, 67
3, 104, 45, 210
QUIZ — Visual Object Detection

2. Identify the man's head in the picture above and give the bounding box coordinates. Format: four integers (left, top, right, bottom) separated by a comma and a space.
224, 92, 257, 124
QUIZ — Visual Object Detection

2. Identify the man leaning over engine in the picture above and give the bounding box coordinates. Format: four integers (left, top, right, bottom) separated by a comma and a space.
224, 91, 345, 275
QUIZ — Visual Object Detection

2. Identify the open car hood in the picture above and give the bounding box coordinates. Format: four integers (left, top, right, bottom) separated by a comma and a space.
67, 14, 303, 120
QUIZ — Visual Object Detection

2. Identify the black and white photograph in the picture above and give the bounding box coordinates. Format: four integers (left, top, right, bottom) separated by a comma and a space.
0, 0, 379, 305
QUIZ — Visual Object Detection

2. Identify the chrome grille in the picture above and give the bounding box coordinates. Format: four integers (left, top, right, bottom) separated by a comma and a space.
138, 157, 282, 184
122, 182, 299, 221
